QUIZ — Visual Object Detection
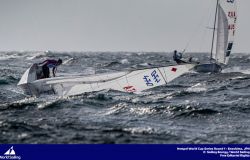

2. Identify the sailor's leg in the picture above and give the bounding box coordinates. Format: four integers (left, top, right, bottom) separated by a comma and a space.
36, 66, 43, 79
43, 66, 50, 78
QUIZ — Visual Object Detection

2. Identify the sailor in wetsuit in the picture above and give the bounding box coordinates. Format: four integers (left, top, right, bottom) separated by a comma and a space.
173, 50, 199, 65
38, 59, 62, 78
173, 50, 187, 65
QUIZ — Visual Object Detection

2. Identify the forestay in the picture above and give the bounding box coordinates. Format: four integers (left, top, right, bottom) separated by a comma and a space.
213, 0, 237, 64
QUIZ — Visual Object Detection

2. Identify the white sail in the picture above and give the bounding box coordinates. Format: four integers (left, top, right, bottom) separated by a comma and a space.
64, 64, 194, 96
214, 0, 237, 64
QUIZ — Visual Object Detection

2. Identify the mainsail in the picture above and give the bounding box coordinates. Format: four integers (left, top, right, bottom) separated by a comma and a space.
213, 0, 237, 64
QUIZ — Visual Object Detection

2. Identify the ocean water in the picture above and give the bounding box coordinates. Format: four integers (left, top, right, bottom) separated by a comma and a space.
1, 51, 250, 144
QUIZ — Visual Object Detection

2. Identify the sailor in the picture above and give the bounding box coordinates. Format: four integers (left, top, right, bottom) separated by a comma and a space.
173, 50, 199, 65
38, 59, 62, 78
173, 50, 187, 65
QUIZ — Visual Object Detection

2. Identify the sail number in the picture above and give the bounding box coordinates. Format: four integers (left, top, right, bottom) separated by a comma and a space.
228, 11, 236, 18
228, 24, 235, 30
123, 86, 136, 93
143, 70, 161, 87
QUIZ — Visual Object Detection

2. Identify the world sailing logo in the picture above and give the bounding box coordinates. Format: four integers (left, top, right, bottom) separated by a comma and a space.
0, 146, 21, 160
4, 146, 15, 155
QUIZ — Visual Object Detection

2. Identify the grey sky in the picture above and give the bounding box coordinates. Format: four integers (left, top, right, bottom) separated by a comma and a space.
0, 0, 249, 52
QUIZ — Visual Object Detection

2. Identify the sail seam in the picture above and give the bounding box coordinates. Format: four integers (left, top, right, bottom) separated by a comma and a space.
157, 68, 167, 84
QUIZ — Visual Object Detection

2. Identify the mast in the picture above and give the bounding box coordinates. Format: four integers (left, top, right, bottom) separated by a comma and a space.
210, 0, 219, 61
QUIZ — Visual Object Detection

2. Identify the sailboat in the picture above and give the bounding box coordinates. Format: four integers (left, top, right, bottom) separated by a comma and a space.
194, 0, 237, 73
18, 63, 195, 96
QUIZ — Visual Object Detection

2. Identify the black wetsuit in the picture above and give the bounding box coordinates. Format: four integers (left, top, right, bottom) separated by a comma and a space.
39, 59, 58, 78
173, 52, 187, 65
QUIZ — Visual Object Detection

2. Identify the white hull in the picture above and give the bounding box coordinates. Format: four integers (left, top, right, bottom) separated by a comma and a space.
18, 64, 195, 96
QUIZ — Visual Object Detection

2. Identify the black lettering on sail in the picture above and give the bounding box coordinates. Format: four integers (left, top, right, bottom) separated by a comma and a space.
226, 42, 233, 57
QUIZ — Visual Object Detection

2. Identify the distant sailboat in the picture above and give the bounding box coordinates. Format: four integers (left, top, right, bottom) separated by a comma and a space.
194, 0, 237, 73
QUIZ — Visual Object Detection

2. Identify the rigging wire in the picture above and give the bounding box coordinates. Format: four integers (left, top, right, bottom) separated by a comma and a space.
182, 0, 215, 54
198, 0, 215, 53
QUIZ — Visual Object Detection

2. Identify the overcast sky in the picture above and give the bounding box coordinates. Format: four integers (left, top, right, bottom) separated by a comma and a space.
0, 0, 249, 52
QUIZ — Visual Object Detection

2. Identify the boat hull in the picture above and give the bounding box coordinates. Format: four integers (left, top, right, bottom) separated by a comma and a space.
194, 63, 222, 73
18, 64, 195, 96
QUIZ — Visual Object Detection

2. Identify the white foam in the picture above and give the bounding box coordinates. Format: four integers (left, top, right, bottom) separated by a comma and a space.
17, 133, 29, 139
37, 98, 61, 109
124, 127, 155, 134
26, 52, 46, 60
230, 76, 245, 80
120, 59, 129, 64
186, 83, 207, 93
130, 107, 155, 115
101, 103, 128, 115
140, 63, 151, 66
222, 66, 250, 75
0, 54, 23, 60
63, 58, 74, 65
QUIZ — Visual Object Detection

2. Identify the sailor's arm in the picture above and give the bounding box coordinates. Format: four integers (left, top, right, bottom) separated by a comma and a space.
38, 60, 48, 65
52, 67, 57, 77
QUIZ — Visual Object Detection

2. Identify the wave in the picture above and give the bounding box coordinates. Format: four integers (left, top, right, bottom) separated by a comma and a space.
129, 107, 156, 116
62, 58, 74, 65
37, 99, 59, 109
36, 96, 70, 109
223, 66, 250, 75
120, 59, 129, 64
102, 103, 128, 116
26, 52, 47, 60
0, 52, 25, 60
0, 79, 9, 85
186, 83, 207, 93
102, 61, 121, 67
175, 108, 219, 117
123, 126, 155, 134
131, 63, 152, 69
0, 97, 37, 110
0, 76, 19, 85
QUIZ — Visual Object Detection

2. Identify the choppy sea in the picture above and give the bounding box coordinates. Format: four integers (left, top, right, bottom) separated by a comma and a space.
1, 51, 250, 144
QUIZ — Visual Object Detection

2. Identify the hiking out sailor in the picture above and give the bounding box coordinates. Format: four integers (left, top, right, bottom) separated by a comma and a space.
173, 50, 187, 65
173, 50, 199, 65
38, 59, 62, 78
